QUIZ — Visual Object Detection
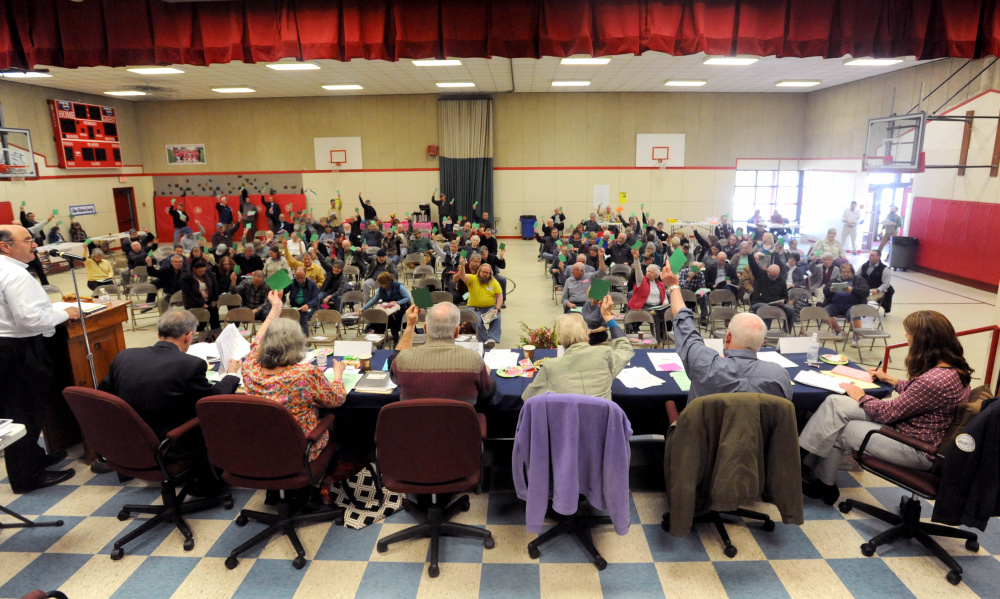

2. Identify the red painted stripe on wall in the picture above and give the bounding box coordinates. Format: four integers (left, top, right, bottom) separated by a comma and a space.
908, 196, 1000, 287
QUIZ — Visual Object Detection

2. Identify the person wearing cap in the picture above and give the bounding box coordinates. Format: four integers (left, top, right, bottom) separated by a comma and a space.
213, 243, 231, 261
179, 223, 205, 254
362, 248, 396, 297
282, 243, 325, 287
318, 260, 349, 311
215, 196, 234, 227
211, 222, 236, 249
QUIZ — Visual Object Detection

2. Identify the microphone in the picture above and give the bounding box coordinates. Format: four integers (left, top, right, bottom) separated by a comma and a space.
48, 249, 87, 261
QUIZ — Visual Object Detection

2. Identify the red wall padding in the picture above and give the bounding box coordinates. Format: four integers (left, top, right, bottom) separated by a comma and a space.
153, 194, 305, 246
908, 196, 1000, 286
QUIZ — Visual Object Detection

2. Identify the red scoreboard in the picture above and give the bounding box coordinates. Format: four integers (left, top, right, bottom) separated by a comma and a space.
47, 99, 123, 169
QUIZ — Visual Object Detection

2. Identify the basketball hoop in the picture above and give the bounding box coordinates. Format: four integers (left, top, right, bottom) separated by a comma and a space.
0, 164, 28, 185
331, 161, 344, 172
656, 159, 666, 171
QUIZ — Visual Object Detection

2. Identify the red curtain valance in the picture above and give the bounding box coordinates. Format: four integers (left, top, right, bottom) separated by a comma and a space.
0, 0, 994, 70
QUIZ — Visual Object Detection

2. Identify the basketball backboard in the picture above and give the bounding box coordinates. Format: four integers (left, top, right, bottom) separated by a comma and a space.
863, 113, 926, 172
0, 127, 38, 179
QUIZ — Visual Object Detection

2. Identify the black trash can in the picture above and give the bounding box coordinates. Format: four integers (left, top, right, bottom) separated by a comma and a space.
889, 236, 918, 270
519, 215, 537, 239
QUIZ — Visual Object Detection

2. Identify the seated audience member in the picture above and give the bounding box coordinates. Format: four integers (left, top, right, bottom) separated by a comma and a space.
363, 271, 412, 340
274, 267, 320, 335
181, 259, 221, 330
748, 253, 795, 333
800, 311, 971, 505
235, 270, 271, 320
318, 260, 349, 310
84, 249, 115, 291
235, 244, 264, 275
211, 223, 236, 250
822, 262, 870, 344
46, 226, 65, 245
860, 250, 894, 313
535, 227, 560, 261
754, 232, 780, 264
179, 224, 206, 254
381, 227, 405, 264
126, 241, 149, 271
608, 233, 632, 265
455, 253, 483, 301
275, 214, 294, 236
584, 213, 601, 233
807, 228, 847, 264
785, 252, 808, 289
452, 258, 503, 348
149, 253, 186, 314
715, 215, 734, 240
98, 310, 241, 491
627, 249, 670, 340
561, 262, 594, 313
408, 228, 434, 266
522, 296, 633, 400
809, 252, 838, 296
362, 249, 396, 297
662, 262, 792, 399
263, 245, 290, 278
697, 250, 739, 317
729, 241, 752, 272
282, 244, 325, 288
722, 234, 741, 258
214, 255, 237, 295
242, 290, 347, 463
186, 245, 214, 270
391, 303, 496, 409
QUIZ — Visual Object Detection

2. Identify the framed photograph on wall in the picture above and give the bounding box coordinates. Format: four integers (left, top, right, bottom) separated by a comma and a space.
166, 144, 207, 165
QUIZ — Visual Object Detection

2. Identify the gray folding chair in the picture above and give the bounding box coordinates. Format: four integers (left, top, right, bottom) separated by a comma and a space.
225, 307, 257, 333
707, 306, 737, 339
128, 283, 160, 331
360, 309, 389, 348
798, 307, 843, 348
93, 283, 122, 299
755, 306, 791, 346
844, 304, 891, 363
431, 291, 454, 304
623, 310, 657, 347
309, 310, 342, 346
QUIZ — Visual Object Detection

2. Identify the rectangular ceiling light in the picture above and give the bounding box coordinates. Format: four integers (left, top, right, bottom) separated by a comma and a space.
775, 80, 821, 87
212, 87, 256, 93
127, 67, 184, 75
0, 71, 52, 78
665, 80, 707, 87
414, 59, 462, 67
560, 57, 611, 65
265, 62, 320, 71
105, 90, 147, 96
436, 82, 475, 88
552, 81, 591, 87
704, 56, 759, 66
322, 84, 364, 91
844, 58, 904, 66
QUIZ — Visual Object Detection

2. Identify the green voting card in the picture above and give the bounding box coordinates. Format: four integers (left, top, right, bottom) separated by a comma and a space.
412, 287, 433, 309
631, 239, 642, 251
234, 264, 241, 275
52, 209, 58, 216
558, 254, 567, 263
460, 249, 468, 258
310, 233, 319, 242
266, 269, 292, 291
668, 248, 687, 274
499, 243, 505, 251
588, 278, 610, 301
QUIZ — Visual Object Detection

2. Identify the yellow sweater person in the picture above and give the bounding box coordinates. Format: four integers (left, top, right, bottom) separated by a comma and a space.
283, 245, 326, 287
84, 250, 115, 291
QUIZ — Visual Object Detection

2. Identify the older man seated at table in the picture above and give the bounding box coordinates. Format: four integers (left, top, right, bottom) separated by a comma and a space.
391, 304, 496, 409
662, 263, 793, 400
522, 296, 633, 401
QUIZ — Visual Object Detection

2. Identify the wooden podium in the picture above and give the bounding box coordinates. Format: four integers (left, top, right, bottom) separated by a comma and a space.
43, 300, 130, 453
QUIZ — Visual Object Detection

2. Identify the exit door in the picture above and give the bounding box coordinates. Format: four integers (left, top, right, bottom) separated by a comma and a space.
112, 187, 136, 232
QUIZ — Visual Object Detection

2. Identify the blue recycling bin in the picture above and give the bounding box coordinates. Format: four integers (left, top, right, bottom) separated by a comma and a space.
520, 215, 537, 239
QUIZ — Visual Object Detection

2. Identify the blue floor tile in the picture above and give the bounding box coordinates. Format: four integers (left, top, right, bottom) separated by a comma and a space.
90, 486, 163, 517
0, 553, 92, 598
4, 484, 77, 516
479, 563, 540, 598
801, 497, 847, 520
435, 526, 488, 563
535, 522, 617, 564
837, 470, 862, 488
355, 562, 425, 599
314, 522, 382, 561
110, 556, 200, 599
643, 523, 710, 562
826, 558, 915, 599
192, 488, 256, 520
599, 563, 665, 598
954, 555, 1000, 597
0, 516, 83, 553
747, 522, 822, 560
865, 487, 932, 514
232, 558, 308, 599
205, 520, 273, 559
98, 515, 183, 556
846, 520, 929, 558
486, 492, 525, 525
83, 471, 131, 486
713, 561, 791, 599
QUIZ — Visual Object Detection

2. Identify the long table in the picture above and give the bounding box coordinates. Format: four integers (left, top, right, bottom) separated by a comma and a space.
323, 347, 891, 441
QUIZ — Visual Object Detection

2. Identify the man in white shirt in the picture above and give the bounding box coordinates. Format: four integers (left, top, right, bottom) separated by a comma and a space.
0, 225, 79, 493
841, 201, 863, 254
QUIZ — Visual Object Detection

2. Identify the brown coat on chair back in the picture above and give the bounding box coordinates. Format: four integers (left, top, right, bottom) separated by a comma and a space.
663, 393, 803, 536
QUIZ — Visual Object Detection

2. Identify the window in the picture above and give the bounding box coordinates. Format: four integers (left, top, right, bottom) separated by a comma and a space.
733, 170, 802, 224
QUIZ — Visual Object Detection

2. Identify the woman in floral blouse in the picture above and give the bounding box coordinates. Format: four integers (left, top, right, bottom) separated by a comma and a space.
799, 310, 972, 505
242, 289, 347, 461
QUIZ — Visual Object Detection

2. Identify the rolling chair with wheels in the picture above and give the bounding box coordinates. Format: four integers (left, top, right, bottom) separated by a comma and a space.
196, 395, 344, 571
661, 394, 802, 558
62, 387, 232, 560
374, 398, 493, 578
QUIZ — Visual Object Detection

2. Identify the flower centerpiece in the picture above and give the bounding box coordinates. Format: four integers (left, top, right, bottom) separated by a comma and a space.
518, 322, 558, 349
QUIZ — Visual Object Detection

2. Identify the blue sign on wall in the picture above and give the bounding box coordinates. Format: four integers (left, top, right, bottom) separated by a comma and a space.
69, 204, 97, 216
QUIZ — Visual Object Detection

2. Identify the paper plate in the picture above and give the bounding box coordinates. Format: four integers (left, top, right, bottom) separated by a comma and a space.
533, 358, 549, 369
496, 366, 524, 378
315, 347, 333, 357
821, 354, 849, 365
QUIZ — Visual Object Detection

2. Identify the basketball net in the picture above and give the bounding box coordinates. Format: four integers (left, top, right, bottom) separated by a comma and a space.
331, 162, 343, 173
657, 160, 666, 170
0, 164, 27, 185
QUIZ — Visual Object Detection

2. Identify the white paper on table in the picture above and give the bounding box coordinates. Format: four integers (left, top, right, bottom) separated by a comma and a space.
216, 323, 252, 368
187, 342, 221, 364
793, 370, 846, 394
483, 349, 519, 370
616, 367, 666, 389
333, 340, 374, 357
206, 369, 243, 387
755, 351, 798, 369
456, 334, 473, 342
51, 301, 106, 315
457, 341, 484, 356
299, 350, 317, 365
703, 338, 725, 356
646, 352, 685, 372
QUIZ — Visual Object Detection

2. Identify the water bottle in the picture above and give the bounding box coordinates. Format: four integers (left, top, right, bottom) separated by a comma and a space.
98, 288, 110, 304
807, 333, 820, 364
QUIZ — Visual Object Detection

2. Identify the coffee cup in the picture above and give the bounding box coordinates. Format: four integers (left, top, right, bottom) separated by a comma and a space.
523, 345, 535, 361
359, 354, 372, 372
638, 332, 644, 340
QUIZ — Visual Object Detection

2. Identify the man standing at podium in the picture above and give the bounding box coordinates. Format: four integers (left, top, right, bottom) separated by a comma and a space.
0, 225, 78, 493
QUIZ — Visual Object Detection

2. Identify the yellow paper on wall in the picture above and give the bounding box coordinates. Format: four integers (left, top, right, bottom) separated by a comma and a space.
618, 191, 627, 205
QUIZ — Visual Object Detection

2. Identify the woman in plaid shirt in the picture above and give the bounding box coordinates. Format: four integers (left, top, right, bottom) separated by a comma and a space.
799, 310, 973, 505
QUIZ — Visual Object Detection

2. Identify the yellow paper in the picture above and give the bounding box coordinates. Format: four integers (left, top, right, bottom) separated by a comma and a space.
618, 191, 627, 205
821, 371, 880, 390
667, 218, 679, 223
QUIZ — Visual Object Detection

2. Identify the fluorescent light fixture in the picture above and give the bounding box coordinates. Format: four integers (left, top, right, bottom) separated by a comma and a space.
104, 90, 147, 96
212, 87, 256, 93
436, 82, 475, 88
265, 62, 320, 71
665, 79, 707, 87
844, 57, 903, 66
127, 67, 184, 75
551, 81, 591, 87
322, 84, 364, 91
413, 59, 462, 67
775, 79, 821, 87
0, 71, 52, 78
560, 57, 611, 65
703, 56, 759, 66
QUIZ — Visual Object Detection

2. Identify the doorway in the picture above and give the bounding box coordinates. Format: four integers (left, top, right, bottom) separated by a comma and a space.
112, 187, 136, 232
865, 173, 911, 252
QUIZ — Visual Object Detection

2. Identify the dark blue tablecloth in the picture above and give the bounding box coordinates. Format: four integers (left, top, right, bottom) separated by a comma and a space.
320, 346, 891, 438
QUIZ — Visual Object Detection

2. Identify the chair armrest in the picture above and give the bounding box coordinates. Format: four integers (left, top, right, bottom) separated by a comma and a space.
307, 414, 336, 443
163, 417, 201, 442
665, 401, 679, 425
858, 426, 939, 458
477, 413, 487, 440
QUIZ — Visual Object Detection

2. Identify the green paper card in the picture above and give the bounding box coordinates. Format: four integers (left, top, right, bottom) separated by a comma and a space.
460, 250, 468, 258
147, 251, 154, 257
405, 212, 410, 217
499, 243, 505, 251
245, 223, 251, 229
412, 287, 433, 309
20, 201, 26, 206
52, 209, 58, 215
355, 207, 359, 212
234, 264, 241, 275
588, 278, 610, 301
556, 240, 563, 246
171, 198, 176, 204
265, 269, 292, 291
350, 245, 356, 251
462, 292, 469, 300
432, 227, 438, 234
558, 254, 567, 263
57, 221, 62, 225
391, 226, 397, 232
690, 264, 699, 273
310, 234, 319, 242
472, 223, 479, 229
668, 248, 687, 274
670, 371, 691, 392
631, 240, 642, 250
84, 238, 91, 244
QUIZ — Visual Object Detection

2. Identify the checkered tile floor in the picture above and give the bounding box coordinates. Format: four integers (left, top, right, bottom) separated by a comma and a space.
2, 453, 999, 599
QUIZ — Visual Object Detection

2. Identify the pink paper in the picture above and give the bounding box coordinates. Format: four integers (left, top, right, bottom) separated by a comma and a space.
653, 362, 683, 372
